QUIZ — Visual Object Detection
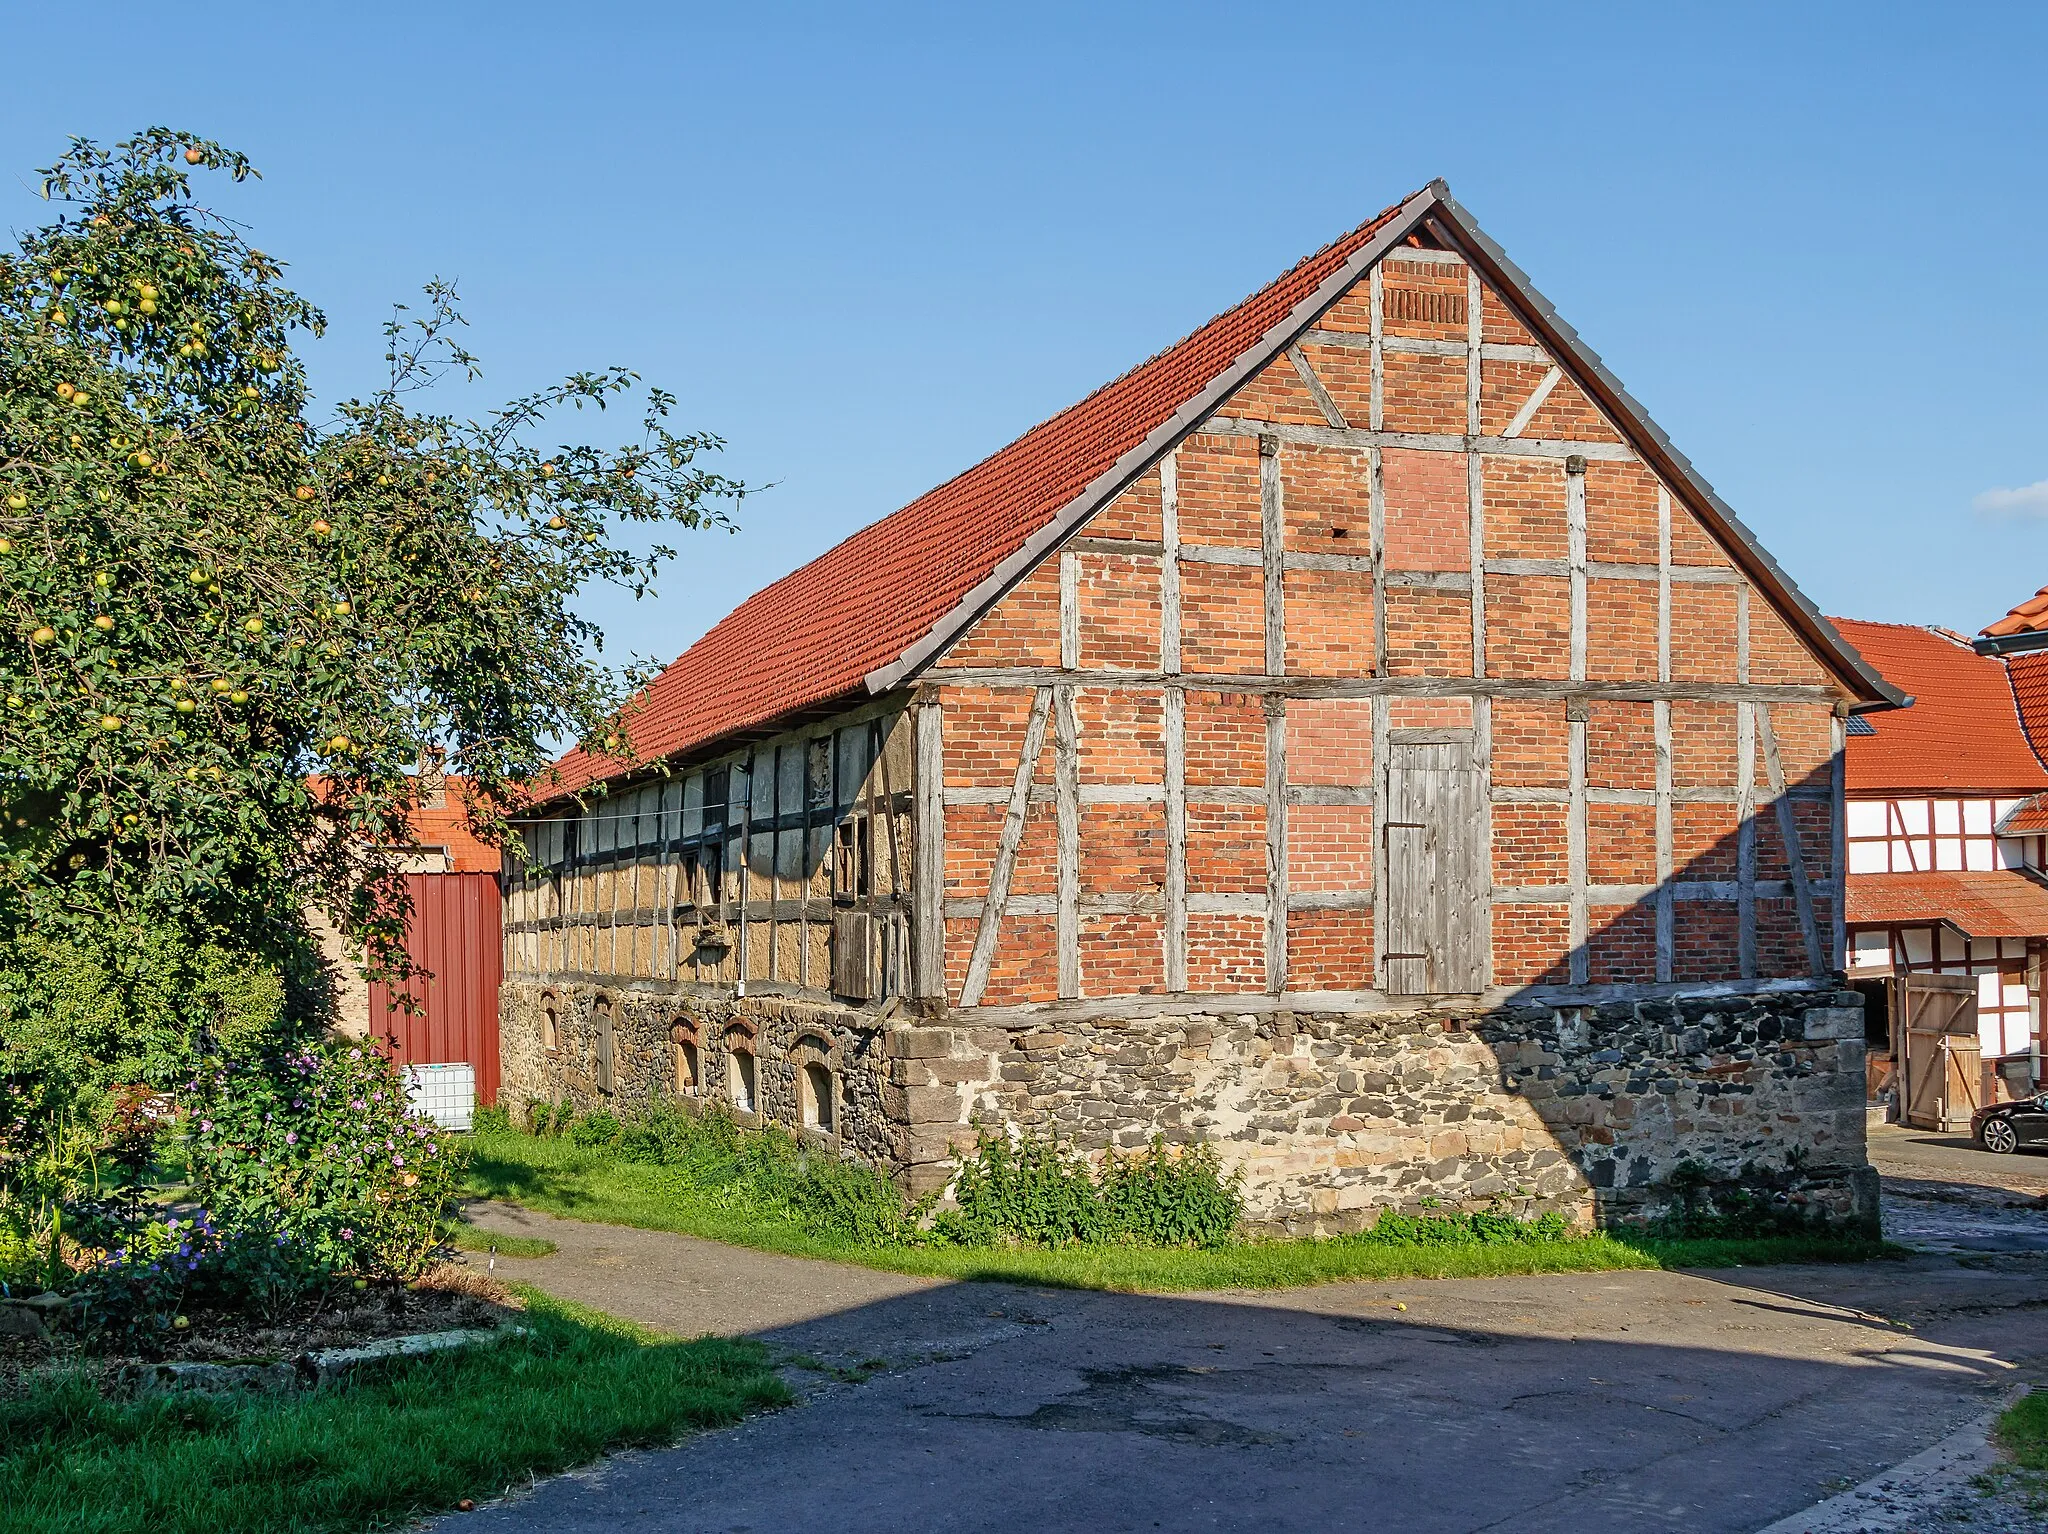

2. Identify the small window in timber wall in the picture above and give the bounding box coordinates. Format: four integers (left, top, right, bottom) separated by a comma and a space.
799, 1062, 836, 1134
593, 1001, 615, 1095
834, 816, 871, 899
694, 840, 725, 909
728, 1047, 756, 1115
541, 997, 559, 1053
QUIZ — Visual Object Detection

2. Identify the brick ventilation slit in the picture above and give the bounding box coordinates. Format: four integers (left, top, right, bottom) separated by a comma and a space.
1382, 287, 1467, 326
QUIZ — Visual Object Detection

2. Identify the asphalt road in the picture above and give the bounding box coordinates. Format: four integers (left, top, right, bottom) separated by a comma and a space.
449, 1204, 2048, 1534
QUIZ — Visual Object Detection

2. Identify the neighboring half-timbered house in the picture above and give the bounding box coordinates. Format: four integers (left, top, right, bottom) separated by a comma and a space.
499, 182, 1901, 1231
1837, 614, 2048, 1112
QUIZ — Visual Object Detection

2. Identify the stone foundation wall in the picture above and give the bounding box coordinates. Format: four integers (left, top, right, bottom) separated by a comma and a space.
897, 989, 1874, 1234
499, 980, 1873, 1236
499, 980, 906, 1170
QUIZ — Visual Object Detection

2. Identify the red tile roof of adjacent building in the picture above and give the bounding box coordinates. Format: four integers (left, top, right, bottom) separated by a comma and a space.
307, 775, 501, 873
1846, 869, 2048, 938
1997, 796, 2048, 835
1831, 618, 2048, 795
1981, 584, 2048, 639
405, 790, 501, 873
2005, 650, 2048, 763
549, 193, 1425, 795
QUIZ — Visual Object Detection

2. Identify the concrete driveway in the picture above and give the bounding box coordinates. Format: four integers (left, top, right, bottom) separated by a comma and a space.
447, 1204, 2048, 1534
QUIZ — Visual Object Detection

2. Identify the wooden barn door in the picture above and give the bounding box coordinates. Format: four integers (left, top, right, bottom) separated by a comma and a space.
1381, 733, 1487, 995
1899, 972, 1978, 1131
368, 871, 504, 1118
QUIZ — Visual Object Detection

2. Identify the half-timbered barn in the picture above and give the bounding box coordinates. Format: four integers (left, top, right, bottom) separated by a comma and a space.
499, 181, 1902, 1232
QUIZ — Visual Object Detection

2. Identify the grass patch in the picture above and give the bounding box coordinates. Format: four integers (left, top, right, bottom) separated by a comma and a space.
1995, 1389, 2048, 1505
463, 1123, 1895, 1292
0, 1285, 787, 1534
441, 1221, 558, 1259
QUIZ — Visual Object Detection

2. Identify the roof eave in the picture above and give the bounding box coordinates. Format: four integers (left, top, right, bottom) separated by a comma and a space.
1420, 192, 1907, 714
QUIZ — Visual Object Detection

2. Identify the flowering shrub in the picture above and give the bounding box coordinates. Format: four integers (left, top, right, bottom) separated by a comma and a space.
185, 1045, 461, 1287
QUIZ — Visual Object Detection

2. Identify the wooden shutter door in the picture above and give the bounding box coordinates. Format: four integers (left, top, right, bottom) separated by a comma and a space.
1382, 733, 1487, 995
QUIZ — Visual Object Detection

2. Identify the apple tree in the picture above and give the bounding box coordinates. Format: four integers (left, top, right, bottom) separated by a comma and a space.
0, 129, 741, 1082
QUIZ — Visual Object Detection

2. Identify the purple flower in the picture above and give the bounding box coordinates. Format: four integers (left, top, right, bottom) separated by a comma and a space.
199, 1120, 212, 1132
339, 1227, 354, 1240
350, 1048, 362, 1059
393, 1154, 405, 1167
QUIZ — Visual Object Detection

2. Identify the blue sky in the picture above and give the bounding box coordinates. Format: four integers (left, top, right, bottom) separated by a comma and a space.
4, 3, 2046, 672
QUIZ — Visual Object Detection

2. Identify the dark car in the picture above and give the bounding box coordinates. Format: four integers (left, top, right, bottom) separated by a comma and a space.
1971, 1094, 2048, 1154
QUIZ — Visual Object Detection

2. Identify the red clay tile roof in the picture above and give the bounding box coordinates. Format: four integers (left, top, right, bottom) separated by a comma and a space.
1981, 585, 2048, 639
2006, 651, 2048, 763
549, 193, 1425, 795
1997, 796, 2048, 835
308, 775, 501, 873
1847, 869, 2048, 938
1831, 618, 2048, 795
405, 791, 501, 873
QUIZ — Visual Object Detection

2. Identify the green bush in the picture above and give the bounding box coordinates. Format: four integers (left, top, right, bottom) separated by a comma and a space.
61, 1046, 463, 1343
470, 1104, 511, 1135
566, 1110, 622, 1149
932, 1129, 1242, 1249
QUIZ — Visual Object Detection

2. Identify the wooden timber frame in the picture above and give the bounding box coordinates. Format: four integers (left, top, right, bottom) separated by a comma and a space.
501, 695, 915, 1009
902, 220, 1879, 1021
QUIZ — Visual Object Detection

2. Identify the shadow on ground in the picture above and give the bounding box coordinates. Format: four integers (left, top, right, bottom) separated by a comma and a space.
442, 1204, 2048, 1534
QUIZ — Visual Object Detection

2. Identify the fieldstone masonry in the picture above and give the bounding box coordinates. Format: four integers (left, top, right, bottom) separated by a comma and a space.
503, 980, 913, 1173
913, 989, 1873, 1234
502, 979, 1873, 1235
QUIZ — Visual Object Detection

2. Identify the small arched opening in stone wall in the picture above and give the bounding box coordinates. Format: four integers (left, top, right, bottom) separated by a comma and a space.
724, 1023, 757, 1115
592, 997, 615, 1096
670, 1018, 700, 1096
792, 1034, 837, 1134
540, 992, 560, 1054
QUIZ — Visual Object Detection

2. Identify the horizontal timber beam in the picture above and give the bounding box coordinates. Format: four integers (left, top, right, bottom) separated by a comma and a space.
929, 668, 1839, 706
1202, 414, 1636, 463
1302, 327, 1550, 365
947, 975, 1840, 1030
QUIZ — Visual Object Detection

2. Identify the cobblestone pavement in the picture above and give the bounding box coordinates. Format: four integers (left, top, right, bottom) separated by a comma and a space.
1867, 1124, 2048, 1254
452, 1202, 2048, 1534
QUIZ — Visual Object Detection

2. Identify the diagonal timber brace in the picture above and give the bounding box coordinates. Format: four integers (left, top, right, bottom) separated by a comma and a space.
958, 687, 1053, 1007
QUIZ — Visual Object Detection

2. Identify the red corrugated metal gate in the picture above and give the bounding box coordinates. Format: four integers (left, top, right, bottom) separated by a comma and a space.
368, 872, 503, 1107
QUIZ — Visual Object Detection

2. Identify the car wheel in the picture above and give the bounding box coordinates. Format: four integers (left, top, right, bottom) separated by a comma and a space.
1980, 1118, 2020, 1155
